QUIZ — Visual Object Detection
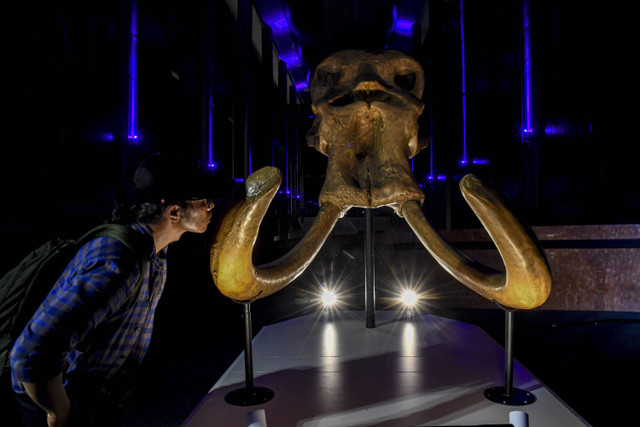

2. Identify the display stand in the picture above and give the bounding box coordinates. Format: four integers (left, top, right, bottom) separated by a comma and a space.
364, 209, 376, 328
484, 306, 536, 406
225, 302, 275, 406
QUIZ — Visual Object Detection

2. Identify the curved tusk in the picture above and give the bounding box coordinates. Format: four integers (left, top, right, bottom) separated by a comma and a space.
402, 174, 551, 310
211, 166, 342, 302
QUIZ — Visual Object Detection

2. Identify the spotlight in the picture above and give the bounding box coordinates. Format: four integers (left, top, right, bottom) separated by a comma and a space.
321, 287, 338, 308
400, 289, 419, 308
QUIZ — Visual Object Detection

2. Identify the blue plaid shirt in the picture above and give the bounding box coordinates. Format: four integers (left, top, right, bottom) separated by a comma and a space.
10, 223, 166, 393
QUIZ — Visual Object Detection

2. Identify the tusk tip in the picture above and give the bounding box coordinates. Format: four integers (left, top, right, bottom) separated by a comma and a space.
246, 167, 282, 197
459, 174, 481, 190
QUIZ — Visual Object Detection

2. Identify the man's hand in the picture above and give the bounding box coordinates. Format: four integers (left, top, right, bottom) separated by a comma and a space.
47, 406, 71, 427
22, 373, 71, 427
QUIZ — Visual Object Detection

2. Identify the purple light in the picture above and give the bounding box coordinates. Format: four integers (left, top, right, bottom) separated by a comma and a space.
281, 52, 301, 68
429, 134, 434, 184
472, 158, 490, 165
208, 162, 217, 169
127, 1, 139, 143
544, 123, 565, 135
271, 17, 289, 34
295, 81, 308, 90
234, 178, 245, 183
248, 137, 252, 175
437, 175, 446, 181
208, 95, 214, 170
394, 18, 415, 36
262, 9, 290, 35
522, 0, 533, 138
100, 132, 114, 142
460, 0, 468, 164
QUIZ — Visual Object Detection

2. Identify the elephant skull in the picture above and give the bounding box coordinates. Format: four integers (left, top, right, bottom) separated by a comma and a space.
210, 50, 551, 310
307, 50, 426, 214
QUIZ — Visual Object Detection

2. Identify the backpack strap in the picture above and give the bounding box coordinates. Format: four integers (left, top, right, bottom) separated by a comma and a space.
81, 224, 153, 310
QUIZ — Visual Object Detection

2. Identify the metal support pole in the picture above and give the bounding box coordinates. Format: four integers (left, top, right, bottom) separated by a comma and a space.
243, 303, 254, 389
365, 209, 376, 328
484, 308, 536, 406
504, 309, 515, 399
225, 302, 274, 406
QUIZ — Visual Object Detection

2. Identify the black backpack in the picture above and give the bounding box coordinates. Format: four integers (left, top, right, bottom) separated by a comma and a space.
0, 223, 151, 388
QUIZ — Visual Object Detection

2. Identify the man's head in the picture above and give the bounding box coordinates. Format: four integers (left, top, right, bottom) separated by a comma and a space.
133, 152, 224, 204
113, 152, 231, 229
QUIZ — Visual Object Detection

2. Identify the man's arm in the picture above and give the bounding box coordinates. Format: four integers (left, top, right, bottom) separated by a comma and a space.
22, 373, 71, 427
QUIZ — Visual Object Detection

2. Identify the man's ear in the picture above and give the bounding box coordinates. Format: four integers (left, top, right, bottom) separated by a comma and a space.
167, 204, 182, 222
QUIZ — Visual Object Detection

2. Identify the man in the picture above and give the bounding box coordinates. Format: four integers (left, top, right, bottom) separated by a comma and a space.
10, 152, 228, 426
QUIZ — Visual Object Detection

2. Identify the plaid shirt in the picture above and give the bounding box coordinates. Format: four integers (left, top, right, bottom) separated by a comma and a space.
10, 223, 166, 393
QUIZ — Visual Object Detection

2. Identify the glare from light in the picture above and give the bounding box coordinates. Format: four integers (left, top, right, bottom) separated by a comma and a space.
321, 287, 338, 308
400, 289, 419, 308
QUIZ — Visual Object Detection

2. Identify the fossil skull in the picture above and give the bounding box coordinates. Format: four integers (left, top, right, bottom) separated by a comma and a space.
307, 50, 426, 214
210, 50, 551, 310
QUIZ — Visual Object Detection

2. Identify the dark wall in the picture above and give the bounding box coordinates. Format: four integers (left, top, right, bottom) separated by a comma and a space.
416, 0, 635, 229
1, 0, 636, 273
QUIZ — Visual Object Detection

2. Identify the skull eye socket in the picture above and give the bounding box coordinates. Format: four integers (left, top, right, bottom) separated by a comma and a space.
317, 69, 342, 88
394, 72, 416, 92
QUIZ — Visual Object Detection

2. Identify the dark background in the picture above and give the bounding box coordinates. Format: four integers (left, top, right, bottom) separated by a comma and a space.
1, 1, 637, 425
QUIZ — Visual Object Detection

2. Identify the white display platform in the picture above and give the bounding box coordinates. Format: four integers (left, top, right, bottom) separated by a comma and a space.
182, 311, 589, 426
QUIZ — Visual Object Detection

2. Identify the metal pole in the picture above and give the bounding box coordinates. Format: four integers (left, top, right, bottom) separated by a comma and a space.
243, 302, 254, 389
484, 306, 535, 406
504, 309, 515, 399
365, 209, 376, 328
225, 302, 274, 406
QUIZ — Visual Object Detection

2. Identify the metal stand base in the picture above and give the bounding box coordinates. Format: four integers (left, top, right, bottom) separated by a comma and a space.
225, 386, 275, 406
484, 306, 536, 407
225, 302, 275, 407
484, 386, 536, 406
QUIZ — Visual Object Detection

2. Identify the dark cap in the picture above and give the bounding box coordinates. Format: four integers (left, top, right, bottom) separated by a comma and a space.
133, 152, 233, 203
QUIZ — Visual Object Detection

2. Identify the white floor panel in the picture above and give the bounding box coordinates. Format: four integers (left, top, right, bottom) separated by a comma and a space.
182, 311, 589, 427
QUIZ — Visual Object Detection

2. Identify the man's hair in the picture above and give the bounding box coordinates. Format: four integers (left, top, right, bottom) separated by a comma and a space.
111, 200, 188, 225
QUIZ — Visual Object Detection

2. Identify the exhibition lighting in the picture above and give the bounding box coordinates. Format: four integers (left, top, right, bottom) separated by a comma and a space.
321, 287, 338, 308
400, 289, 419, 308
522, 0, 533, 137
391, 5, 415, 36
394, 18, 414, 36
208, 94, 215, 170
127, 1, 139, 143
460, 0, 468, 165
282, 52, 301, 68
472, 158, 490, 165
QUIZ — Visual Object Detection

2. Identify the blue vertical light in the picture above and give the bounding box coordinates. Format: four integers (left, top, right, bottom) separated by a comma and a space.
522, 0, 533, 138
248, 133, 253, 175
285, 134, 290, 195
208, 94, 216, 169
429, 140, 434, 180
127, 1, 139, 143
459, 0, 468, 165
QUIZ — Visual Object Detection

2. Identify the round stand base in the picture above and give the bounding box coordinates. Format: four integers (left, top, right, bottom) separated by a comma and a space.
225, 387, 275, 406
484, 387, 536, 406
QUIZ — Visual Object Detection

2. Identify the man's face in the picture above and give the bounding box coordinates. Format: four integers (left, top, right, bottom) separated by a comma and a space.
180, 199, 214, 233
